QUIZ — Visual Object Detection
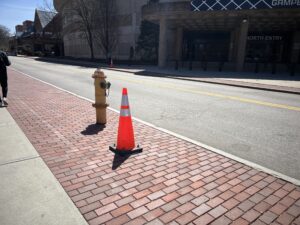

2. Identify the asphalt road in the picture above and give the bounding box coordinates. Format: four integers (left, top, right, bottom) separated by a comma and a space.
8, 56, 300, 181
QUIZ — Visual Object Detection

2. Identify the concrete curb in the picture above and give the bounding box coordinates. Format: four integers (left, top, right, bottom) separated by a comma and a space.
26, 56, 300, 95
105, 67, 300, 95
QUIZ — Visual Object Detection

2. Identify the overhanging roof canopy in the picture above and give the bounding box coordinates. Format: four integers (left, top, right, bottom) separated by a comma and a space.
191, 0, 300, 11
142, 1, 300, 32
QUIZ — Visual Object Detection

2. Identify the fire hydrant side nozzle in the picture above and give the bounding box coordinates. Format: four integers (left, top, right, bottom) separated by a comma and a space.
92, 68, 110, 124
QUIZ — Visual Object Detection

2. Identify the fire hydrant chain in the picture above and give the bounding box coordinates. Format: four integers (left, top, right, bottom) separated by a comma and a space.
106, 82, 111, 96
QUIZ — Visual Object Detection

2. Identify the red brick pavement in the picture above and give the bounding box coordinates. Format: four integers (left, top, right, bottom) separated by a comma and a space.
6, 69, 300, 225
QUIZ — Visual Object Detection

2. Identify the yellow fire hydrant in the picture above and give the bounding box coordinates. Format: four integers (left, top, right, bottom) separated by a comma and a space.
92, 68, 111, 124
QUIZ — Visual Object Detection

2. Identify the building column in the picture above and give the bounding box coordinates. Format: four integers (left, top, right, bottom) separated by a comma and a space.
291, 31, 300, 63
236, 19, 249, 72
159, 17, 167, 68
175, 27, 183, 61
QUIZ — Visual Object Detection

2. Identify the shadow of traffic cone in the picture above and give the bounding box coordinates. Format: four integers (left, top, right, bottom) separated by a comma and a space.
109, 88, 142, 155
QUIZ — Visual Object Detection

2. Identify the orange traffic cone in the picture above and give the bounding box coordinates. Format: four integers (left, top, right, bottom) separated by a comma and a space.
109, 88, 142, 155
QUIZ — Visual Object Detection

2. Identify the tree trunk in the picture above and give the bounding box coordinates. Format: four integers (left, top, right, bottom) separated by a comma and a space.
88, 30, 94, 60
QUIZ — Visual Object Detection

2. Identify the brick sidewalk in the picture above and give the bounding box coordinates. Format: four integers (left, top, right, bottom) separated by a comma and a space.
6, 69, 300, 225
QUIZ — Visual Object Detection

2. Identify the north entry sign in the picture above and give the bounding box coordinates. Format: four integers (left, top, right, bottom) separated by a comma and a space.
191, 0, 300, 11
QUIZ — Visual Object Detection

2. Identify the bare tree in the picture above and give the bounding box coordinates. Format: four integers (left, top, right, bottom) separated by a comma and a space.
53, 0, 117, 60
0, 25, 10, 51
71, 0, 97, 59
93, 0, 118, 60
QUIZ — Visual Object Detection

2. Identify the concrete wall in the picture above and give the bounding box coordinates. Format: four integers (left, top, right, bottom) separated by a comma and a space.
60, 0, 148, 59
114, 0, 148, 59
63, 32, 91, 58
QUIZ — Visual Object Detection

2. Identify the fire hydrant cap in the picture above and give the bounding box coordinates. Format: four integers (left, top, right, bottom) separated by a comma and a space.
92, 69, 106, 79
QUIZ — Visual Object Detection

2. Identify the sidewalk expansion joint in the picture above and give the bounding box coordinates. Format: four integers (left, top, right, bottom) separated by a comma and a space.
0, 156, 41, 167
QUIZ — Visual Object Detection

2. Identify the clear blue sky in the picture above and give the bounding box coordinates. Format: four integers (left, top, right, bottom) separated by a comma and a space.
0, 0, 52, 34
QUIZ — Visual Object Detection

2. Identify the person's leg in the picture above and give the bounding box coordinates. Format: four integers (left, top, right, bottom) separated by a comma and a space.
1, 75, 7, 96
1, 71, 8, 105
0, 79, 3, 106
2, 78, 8, 98
0, 80, 2, 106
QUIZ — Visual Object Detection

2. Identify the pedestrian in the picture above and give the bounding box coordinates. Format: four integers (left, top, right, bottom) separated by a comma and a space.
0, 50, 11, 107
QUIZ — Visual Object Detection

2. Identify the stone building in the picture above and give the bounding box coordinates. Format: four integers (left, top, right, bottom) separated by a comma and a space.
54, 0, 300, 72
54, 0, 148, 60
33, 9, 63, 56
10, 10, 63, 56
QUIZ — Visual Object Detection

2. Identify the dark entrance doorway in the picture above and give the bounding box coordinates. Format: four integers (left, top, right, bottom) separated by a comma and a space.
245, 33, 292, 63
182, 31, 230, 62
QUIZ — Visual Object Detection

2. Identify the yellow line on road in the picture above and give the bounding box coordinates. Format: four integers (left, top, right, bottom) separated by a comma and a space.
111, 74, 300, 112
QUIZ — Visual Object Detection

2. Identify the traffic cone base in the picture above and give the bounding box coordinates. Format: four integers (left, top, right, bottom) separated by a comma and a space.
109, 144, 143, 156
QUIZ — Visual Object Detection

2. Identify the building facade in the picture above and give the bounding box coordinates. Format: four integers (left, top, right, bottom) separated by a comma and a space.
10, 10, 63, 56
143, 0, 300, 72
54, 0, 148, 60
54, 0, 300, 72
